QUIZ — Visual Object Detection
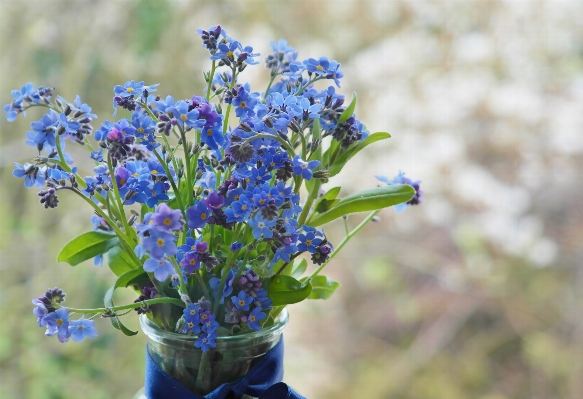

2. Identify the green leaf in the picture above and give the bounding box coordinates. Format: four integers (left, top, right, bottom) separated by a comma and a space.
328, 132, 391, 177
339, 93, 357, 123
268, 275, 312, 306
290, 258, 308, 279
103, 287, 138, 336
57, 231, 119, 266
307, 184, 415, 227
307, 275, 341, 300
106, 245, 136, 276
313, 186, 342, 213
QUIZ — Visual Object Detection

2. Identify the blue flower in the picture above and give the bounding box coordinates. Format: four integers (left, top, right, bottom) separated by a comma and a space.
248, 216, 276, 239
172, 100, 205, 129
232, 88, 258, 118
186, 201, 211, 229
114, 80, 144, 98
68, 319, 98, 342
183, 303, 201, 324
13, 163, 46, 188
246, 307, 266, 331
143, 257, 175, 281
231, 291, 253, 311
304, 57, 330, 76
200, 124, 224, 151
194, 331, 217, 352
292, 155, 320, 180
142, 228, 177, 259
211, 40, 241, 62
298, 231, 322, 254
44, 307, 70, 343
30, 110, 58, 147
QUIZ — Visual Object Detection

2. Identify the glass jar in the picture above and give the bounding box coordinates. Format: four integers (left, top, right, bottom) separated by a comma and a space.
133, 309, 288, 399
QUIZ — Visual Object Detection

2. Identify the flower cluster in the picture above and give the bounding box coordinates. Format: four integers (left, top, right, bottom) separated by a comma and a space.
33, 288, 98, 343
6, 25, 420, 353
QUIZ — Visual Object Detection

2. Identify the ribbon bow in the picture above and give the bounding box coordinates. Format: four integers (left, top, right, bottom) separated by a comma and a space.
145, 337, 306, 399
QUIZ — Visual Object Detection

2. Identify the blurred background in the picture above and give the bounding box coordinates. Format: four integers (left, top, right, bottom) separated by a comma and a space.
1, 1, 583, 398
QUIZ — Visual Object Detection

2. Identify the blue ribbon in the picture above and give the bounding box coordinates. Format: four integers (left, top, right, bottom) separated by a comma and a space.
145, 337, 306, 399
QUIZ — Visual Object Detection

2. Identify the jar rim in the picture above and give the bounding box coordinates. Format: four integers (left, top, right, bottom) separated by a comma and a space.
139, 308, 289, 343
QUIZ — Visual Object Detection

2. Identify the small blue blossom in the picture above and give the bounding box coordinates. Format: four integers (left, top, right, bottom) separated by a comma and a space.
292, 155, 320, 180
248, 216, 276, 239
68, 319, 98, 342
246, 307, 266, 331
298, 231, 322, 254
143, 257, 175, 281
231, 291, 253, 311
194, 331, 217, 352
44, 307, 70, 343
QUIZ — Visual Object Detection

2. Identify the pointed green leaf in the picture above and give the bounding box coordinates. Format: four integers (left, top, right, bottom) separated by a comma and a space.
313, 186, 342, 213
307, 275, 341, 300
269, 275, 312, 306
339, 93, 357, 123
57, 231, 119, 266
307, 184, 415, 227
106, 245, 136, 276
328, 132, 391, 177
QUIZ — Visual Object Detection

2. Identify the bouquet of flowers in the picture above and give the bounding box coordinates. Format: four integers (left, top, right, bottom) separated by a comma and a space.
6, 25, 422, 397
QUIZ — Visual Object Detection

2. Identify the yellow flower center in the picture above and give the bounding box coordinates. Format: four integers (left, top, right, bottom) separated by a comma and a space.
138, 127, 144, 133
127, 87, 134, 93
227, 51, 234, 58
239, 300, 246, 306
207, 129, 213, 136
181, 114, 187, 121
200, 213, 207, 220
56, 319, 63, 326
305, 239, 312, 246
151, 170, 158, 175
316, 65, 323, 71
249, 316, 256, 322
240, 101, 246, 108
163, 218, 172, 225
157, 238, 165, 246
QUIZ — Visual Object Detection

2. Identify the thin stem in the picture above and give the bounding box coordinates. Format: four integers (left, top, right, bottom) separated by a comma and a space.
195, 272, 211, 300
179, 127, 194, 206
55, 136, 71, 173
65, 297, 185, 314
206, 61, 216, 101
153, 150, 186, 216
308, 210, 380, 280
107, 154, 133, 240
262, 73, 277, 101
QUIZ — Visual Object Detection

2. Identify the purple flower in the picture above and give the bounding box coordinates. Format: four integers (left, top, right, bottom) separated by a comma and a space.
152, 203, 184, 232
32, 299, 49, 327
143, 257, 175, 281
68, 319, 98, 342
246, 307, 266, 331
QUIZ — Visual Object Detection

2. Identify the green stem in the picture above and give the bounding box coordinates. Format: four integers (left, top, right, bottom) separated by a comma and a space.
206, 60, 216, 101
195, 272, 211, 300
55, 136, 71, 173
179, 127, 194, 206
307, 210, 380, 280
66, 297, 185, 314
107, 154, 133, 240
263, 73, 277, 101
297, 179, 320, 226
153, 150, 186, 216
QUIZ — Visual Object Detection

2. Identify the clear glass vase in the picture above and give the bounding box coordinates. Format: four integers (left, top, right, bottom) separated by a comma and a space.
133, 309, 288, 399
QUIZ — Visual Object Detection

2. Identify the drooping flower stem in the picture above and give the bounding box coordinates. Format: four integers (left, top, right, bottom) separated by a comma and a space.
66, 297, 185, 314
307, 209, 380, 280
